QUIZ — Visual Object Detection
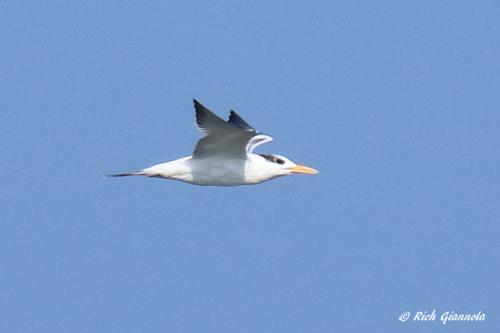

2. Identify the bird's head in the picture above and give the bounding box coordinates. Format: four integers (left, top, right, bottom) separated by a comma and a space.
257, 154, 319, 178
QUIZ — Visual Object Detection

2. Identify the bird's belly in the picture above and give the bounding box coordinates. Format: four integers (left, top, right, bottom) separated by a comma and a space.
190, 158, 247, 186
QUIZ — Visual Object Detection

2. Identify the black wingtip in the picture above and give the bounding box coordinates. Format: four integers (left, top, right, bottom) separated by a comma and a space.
193, 98, 209, 115
228, 110, 255, 131
193, 98, 208, 127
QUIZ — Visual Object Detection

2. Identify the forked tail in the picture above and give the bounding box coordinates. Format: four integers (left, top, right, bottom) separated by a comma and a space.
107, 171, 144, 178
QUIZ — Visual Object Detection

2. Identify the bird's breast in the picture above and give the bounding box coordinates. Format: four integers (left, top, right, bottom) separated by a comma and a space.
189, 158, 248, 186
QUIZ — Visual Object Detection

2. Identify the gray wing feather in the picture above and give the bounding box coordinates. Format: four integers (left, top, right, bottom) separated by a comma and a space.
192, 99, 259, 159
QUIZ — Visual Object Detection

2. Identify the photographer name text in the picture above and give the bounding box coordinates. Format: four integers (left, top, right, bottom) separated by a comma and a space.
399, 310, 485, 325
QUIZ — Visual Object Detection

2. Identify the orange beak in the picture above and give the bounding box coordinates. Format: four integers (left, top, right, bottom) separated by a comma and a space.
288, 165, 319, 175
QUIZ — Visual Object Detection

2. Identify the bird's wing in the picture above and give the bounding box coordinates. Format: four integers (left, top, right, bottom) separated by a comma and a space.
246, 134, 273, 153
228, 110, 256, 132
228, 109, 273, 152
193, 99, 229, 135
192, 99, 273, 159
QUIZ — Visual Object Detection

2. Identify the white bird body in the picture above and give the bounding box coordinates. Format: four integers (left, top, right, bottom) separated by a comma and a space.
141, 156, 194, 183
138, 154, 288, 186
110, 100, 318, 186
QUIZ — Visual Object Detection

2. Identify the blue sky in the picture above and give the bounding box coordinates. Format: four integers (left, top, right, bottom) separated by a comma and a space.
1, 1, 499, 332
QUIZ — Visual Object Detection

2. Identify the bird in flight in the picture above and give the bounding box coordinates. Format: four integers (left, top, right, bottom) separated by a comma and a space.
109, 99, 318, 186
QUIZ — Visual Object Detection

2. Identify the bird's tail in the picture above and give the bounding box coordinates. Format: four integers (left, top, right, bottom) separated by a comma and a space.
106, 171, 144, 178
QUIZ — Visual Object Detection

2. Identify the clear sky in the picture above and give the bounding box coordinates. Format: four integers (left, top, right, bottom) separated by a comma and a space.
1, 1, 499, 332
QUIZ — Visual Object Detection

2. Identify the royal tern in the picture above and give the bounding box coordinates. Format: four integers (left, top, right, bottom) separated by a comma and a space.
109, 99, 318, 186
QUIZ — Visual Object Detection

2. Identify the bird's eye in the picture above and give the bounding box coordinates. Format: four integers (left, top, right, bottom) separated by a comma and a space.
276, 158, 285, 165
